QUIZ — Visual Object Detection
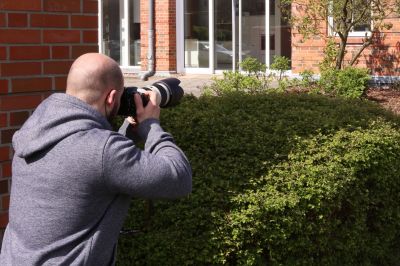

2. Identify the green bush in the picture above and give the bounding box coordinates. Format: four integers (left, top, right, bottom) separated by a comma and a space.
204, 56, 295, 95
117, 92, 400, 265
203, 57, 271, 95
226, 123, 400, 265
270, 55, 291, 81
203, 71, 268, 96
240, 57, 267, 76
318, 67, 371, 99
336, 67, 371, 98
319, 38, 339, 72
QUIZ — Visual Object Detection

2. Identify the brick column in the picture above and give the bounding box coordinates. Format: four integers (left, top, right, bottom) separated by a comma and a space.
0, 0, 99, 240
140, 0, 177, 73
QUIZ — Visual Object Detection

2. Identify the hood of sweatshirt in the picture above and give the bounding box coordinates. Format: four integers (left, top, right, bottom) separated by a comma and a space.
13, 93, 112, 158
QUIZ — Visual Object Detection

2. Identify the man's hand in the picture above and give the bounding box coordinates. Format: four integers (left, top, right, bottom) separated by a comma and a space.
134, 91, 160, 123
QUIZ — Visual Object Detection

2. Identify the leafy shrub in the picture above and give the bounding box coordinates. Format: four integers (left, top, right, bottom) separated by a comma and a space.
335, 67, 371, 98
299, 69, 316, 85
270, 56, 292, 92
117, 92, 400, 265
204, 56, 295, 96
203, 71, 267, 96
240, 57, 267, 76
318, 67, 371, 99
319, 38, 339, 72
270, 55, 291, 81
225, 122, 400, 265
287, 69, 318, 94
318, 68, 338, 94
203, 57, 271, 95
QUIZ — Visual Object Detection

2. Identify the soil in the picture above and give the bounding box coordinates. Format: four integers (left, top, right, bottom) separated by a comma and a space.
365, 87, 400, 115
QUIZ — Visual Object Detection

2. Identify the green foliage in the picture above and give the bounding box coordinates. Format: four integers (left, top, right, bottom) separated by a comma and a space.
117, 92, 400, 265
203, 56, 297, 95
318, 68, 340, 94
270, 56, 292, 92
203, 57, 272, 95
240, 57, 267, 76
288, 69, 319, 93
319, 38, 339, 72
270, 55, 291, 72
226, 122, 400, 265
335, 67, 371, 98
270, 55, 291, 81
318, 67, 371, 99
299, 69, 317, 88
202, 71, 266, 96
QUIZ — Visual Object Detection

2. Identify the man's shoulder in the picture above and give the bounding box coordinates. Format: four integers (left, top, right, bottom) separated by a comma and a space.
75, 128, 133, 151
75, 127, 115, 144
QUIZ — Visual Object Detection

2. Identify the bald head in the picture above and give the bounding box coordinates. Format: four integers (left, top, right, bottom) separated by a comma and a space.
66, 53, 123, 106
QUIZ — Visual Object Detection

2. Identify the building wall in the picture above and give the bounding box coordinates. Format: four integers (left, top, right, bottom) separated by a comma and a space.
291, 3, 400, 75
140, 0, 177, 72
0, 0, 98, 238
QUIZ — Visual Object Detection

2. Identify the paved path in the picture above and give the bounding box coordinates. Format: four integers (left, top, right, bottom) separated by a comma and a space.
124, 74, 219, 97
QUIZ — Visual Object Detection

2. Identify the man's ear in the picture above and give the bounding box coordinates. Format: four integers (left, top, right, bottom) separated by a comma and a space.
105, 89, 118, 106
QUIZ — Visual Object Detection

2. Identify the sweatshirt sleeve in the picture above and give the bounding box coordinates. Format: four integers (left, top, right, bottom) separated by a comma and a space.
102, 119, 192, 198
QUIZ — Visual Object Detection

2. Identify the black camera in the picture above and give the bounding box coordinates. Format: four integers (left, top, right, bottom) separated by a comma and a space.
118, 78, 184, 117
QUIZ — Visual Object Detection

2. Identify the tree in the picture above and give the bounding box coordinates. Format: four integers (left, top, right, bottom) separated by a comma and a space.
280, 0, 400, 70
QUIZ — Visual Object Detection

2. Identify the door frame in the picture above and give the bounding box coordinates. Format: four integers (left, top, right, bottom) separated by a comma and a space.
98, 0, 141, 72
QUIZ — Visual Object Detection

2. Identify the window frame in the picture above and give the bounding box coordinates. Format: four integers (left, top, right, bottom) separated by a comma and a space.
327, 1, 373, 37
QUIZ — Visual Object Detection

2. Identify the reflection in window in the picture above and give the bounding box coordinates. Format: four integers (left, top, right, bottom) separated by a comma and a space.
329, 0, 371, 35
129, 0, 141, 66
215, 0, 233, 69
242, 0, 266, 63
102, 0, 121, 64
184, 0, 209, 68
352, 2, 371, 32
269, 0, 291, 66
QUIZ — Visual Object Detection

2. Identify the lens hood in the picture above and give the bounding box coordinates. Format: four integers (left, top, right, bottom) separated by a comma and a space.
152, 78, 184, 107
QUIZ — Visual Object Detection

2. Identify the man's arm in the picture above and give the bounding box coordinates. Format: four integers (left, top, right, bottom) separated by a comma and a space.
103, 91, 192, 198
103, 121, 192, 198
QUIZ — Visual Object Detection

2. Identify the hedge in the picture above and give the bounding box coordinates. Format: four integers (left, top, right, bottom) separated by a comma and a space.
116, 92, 400, 265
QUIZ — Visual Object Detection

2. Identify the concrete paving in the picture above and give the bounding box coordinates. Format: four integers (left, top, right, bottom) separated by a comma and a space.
124, 74, 221, 97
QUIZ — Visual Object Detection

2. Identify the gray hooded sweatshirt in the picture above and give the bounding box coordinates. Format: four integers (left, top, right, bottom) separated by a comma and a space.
0, 93, 192, 265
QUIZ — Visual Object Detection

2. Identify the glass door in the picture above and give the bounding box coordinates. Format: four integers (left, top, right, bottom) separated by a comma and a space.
184, 0, 210, 69
215, 0, 266, 71
100, 0, 141, 67
129, 0, 141, 66
214, 0, 233, 70
241, 0, 266, 64
102, 0, 121, 64
269, 0, 291, 66
181, 0, 292, 73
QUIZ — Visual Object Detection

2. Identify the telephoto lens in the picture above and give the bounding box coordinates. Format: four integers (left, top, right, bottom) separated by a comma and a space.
118, 77, 184, 117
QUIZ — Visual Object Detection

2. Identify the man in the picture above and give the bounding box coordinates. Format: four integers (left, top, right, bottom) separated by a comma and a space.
0, 53, 192, 265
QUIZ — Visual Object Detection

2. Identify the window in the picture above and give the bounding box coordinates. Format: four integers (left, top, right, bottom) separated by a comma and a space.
328, 1, 372, 37
101, 0, 141, 67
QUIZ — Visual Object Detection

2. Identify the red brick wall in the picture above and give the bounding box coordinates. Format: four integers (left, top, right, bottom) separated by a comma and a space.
140, 0, 177, 72
0, 0, 98, 234
291, 3, 400, 75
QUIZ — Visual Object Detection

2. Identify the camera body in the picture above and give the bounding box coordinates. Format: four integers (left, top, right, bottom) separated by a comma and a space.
118, 78, 184, 117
